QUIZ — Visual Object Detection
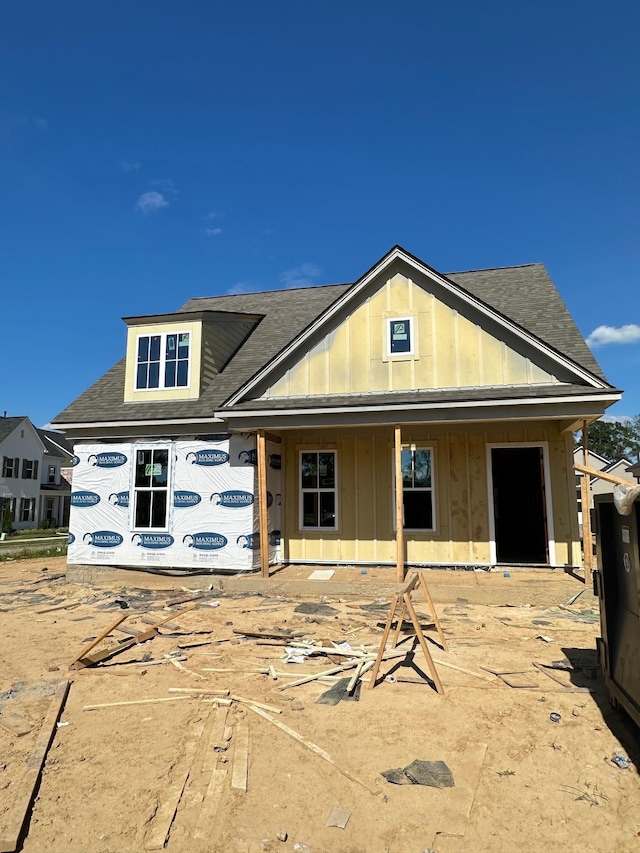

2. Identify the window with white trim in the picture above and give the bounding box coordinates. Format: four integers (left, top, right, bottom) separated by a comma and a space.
48, 465, 57, 484
133, 447, 170, 529
398, 446, 434, 530
136, 332, 191, 390
387, 317, 413, 355
20, 497, 35, 523
300, 451, 337, 529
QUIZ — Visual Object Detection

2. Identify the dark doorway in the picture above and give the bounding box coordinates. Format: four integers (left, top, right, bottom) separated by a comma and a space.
491, 447, 548, 564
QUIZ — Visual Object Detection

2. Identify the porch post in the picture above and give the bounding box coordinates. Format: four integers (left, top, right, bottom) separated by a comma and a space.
581, 420, 593, 586
394, 426, 405, 582
257, 429, 270, 578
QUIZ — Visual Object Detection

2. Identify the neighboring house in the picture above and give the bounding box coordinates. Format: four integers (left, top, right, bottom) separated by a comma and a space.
573, 446, 633, 540
626, 462, 640, 482
52, 246, 621, 574
38, 429, 75, 528
0, 416, 73, 530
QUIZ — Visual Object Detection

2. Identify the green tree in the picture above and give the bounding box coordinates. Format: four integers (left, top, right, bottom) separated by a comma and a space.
576, 418, 640, 463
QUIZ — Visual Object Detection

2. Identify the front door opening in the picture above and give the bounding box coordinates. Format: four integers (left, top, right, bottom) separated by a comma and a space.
491, 447, 549, 564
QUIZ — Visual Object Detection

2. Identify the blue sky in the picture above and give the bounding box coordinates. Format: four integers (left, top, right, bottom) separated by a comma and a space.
2, 0, 639, 428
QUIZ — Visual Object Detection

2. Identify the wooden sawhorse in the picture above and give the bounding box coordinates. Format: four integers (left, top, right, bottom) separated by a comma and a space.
369, 571, 448, 694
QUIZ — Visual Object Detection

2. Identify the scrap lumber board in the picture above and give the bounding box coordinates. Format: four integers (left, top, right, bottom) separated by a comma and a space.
246, 705, 378, 795
70, 604, 197, 670
193, 768, 227, 841
68, 612, 129, 668
202, 707, 229, 775
231, 719, 249, 791
0, 710, 32, 737
144, 715, 208, 850
0, 680, 70, 853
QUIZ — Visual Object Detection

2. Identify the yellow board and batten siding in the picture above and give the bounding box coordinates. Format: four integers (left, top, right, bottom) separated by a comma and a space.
262, 273, 559, 399
282, 423, 578, 567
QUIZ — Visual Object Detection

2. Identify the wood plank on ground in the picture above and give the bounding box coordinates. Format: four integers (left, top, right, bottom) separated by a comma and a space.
231, 719, 248, 792
0, 680, 70, 853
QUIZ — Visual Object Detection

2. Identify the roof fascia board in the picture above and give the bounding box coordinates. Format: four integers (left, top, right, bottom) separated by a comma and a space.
122, 309, 263, 326
217, 391, 621, 420
224, 247, 608, 406
217, 398, 618, 431
51, 416, 226, 430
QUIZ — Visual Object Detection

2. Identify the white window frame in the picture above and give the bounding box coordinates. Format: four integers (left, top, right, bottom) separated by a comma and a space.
48, 465, 57, 484
393, 444, 436, 532
131, 445, 172, 532
299, 449, 338, 531
387, 316, 414, 357
134, 330, 192, 392
20, 497, 35, 523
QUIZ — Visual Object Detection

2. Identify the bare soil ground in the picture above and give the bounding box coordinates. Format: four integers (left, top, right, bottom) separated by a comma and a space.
0, 557, 639, 853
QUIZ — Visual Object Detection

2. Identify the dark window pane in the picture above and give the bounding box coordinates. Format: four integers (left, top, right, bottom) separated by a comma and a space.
318, 453, 335, 488
401, 449, 413, 487
177, 360, 189, 386
150, 335, 161, 361
138, 336, 149, 361
178, 333, 190, 357
148, 362, 160, 388
135, 450, 152, 486
302, 492, 318, 527
165, 361, 177, 387
403, 491, 433, 529
301, 453, 318, 489
319, 492, 335, 528
152, 450, 168, 486
166, 334, 177, 359
150, 491, 167, 527
414, 450, 431, 487
390, 319, 411, 353
136, 364, 148, 389
135, 491, 152, 527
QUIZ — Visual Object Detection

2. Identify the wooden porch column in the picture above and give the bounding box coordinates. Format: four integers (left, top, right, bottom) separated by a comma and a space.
394, 426, 405, 582
581, 420, 593, 586
257, 429, 269, 579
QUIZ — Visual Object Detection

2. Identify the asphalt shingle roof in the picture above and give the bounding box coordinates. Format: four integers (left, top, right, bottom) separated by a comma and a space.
53, 257, 611, 426
0, 416, 28, 444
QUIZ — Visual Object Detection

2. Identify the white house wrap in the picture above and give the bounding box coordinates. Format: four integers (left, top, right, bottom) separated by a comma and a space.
67, 437, 281, 572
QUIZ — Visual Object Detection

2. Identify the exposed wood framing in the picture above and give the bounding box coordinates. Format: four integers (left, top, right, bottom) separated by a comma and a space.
257, 429, 269, 578
581, 421, 593, 586
574, 463, 637, 488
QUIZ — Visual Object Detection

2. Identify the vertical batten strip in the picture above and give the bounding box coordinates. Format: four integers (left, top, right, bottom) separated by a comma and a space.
257, 430, 269, 578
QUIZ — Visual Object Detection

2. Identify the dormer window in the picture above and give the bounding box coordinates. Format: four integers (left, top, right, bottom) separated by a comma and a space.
136, 332, 191, 390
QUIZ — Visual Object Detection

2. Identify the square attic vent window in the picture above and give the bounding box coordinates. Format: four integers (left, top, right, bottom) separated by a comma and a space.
388, 318, 412, 355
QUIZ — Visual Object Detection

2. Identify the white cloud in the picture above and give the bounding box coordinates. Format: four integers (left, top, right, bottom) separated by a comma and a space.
150, 178, 178, 195
586, 324, 640, 348
119, 159, 141, 171
204, 212, 219, 220
135, 191, 169, 215
601, 414, 634, 423
226, 281, 253, 295
205, 228, 222, 236
280, 262, 321, 289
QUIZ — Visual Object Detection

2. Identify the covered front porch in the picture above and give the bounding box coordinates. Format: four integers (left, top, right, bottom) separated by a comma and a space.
249, 418, 582, 580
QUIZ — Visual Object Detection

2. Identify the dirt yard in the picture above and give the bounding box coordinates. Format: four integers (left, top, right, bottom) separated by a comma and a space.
0, 557, 638, 853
